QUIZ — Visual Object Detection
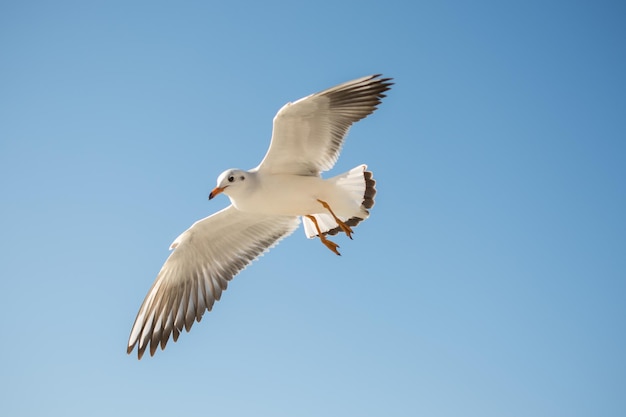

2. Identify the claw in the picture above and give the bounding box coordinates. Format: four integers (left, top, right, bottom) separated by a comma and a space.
321, 236, 341, 256
316, 199, 353, 239
305, 215, 341, 256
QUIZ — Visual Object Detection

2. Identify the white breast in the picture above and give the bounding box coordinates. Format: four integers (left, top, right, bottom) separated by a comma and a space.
229, 174, 333, 216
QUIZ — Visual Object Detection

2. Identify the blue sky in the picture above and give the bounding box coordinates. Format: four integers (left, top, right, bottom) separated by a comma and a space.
1, 1, 625, 416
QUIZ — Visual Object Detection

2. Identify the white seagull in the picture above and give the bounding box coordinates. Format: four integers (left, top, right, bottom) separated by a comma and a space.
127, 74, 393, 359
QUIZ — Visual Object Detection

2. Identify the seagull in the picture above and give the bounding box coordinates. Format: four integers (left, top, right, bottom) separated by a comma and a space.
127, 74, 393, 359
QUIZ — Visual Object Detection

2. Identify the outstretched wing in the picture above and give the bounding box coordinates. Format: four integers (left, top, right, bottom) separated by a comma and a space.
256, 74, 393, 175
127, 206, 300, 359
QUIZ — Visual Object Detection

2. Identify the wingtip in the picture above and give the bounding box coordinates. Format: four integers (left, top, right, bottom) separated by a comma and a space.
150, 341, 158, 357
369, 73, 393, 81
138, 345, 147, 360
127, 340, 139, 357
127, 344, 146, 360
361, 74, 394, 99
371, 74, 394, 91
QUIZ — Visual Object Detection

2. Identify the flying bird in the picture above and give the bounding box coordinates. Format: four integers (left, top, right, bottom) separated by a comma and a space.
127, 74, 393, 359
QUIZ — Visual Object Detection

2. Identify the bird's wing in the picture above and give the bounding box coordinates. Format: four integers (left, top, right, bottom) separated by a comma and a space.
256, 74, 393, 175
127, 205, 300, 359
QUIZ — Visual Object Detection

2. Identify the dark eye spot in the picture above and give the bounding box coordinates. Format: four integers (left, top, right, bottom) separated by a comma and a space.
228, 176, 234, 182
240, 176, 245, 181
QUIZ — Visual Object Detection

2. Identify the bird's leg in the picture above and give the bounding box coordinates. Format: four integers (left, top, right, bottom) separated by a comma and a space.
305, 215, 341, 256
317, 199, 353, 239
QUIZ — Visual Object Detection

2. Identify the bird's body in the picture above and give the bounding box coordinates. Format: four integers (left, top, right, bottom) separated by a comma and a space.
128, 74, 393, 359
220, 167, 367, 219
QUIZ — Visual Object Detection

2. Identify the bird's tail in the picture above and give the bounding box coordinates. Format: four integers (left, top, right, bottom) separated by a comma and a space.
303, 164, 376, 238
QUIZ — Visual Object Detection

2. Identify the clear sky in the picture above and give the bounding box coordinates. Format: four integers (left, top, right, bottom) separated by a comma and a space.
1, 1, 624, 416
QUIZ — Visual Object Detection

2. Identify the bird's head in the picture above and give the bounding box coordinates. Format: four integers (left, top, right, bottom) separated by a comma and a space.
209, 169, 250, 200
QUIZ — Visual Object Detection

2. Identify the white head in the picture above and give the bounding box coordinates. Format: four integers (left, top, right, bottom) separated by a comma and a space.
208, 168, 251, 200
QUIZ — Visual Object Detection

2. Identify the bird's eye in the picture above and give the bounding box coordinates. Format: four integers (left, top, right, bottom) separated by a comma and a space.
228, 176, 234, 182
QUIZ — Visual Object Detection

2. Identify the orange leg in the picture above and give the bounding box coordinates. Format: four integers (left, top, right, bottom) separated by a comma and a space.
305, 215, 341, 256
317, 199, 353, 239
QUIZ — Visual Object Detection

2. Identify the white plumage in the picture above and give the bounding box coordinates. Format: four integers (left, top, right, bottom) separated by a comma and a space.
127, 74, 392, 358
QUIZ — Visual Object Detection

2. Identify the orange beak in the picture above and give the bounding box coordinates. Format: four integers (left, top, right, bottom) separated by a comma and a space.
208, 186, 226, 200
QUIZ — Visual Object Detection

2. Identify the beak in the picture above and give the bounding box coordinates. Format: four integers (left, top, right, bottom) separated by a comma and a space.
208, 186, 225, 200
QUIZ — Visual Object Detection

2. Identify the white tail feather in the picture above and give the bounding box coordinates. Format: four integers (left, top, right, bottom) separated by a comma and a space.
302, 165, 372, 238
303, 213, 337, 238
